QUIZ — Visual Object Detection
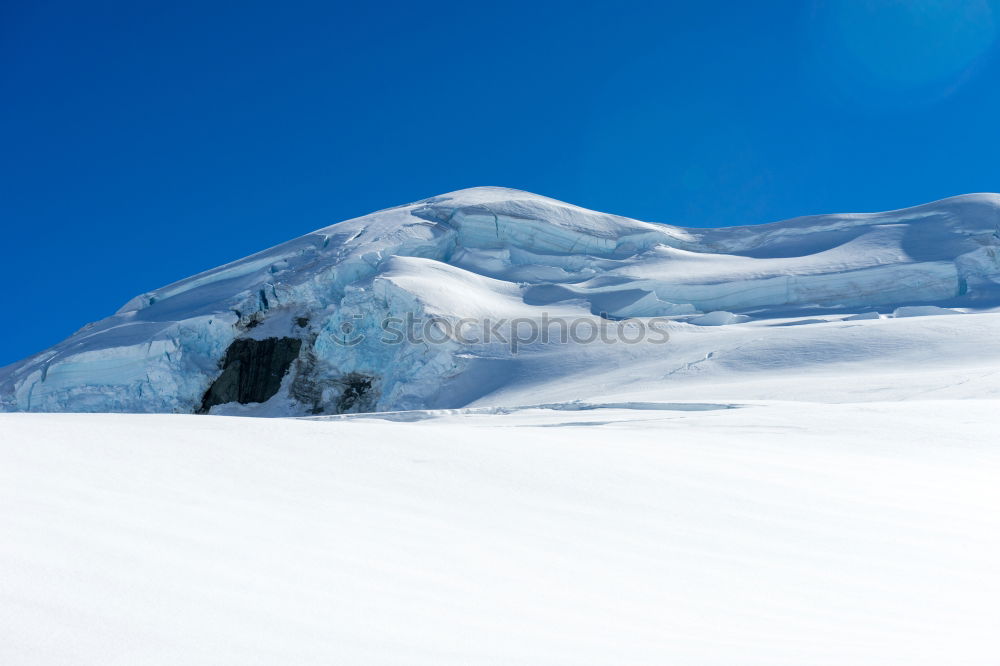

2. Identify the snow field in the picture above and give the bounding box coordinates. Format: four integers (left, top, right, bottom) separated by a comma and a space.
2, 403, 999, 665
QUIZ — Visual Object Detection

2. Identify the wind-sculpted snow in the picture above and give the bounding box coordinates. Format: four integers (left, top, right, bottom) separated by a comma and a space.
3, 187, 1000, 415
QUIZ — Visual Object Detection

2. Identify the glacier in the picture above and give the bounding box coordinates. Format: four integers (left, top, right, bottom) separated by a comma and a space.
6, 187, 1000, 664
3, 186, 1000, 415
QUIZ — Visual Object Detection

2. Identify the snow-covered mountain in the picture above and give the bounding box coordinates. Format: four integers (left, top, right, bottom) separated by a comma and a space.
3, 186, 1000, 415
5, 188, 1000, 664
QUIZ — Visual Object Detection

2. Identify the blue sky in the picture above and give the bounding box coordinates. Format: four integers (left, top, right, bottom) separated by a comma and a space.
2, 0, 998, 365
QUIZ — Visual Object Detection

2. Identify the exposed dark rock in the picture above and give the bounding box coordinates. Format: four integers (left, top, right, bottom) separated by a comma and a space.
234, 310, 265, 331
336, 373, 374, 413
284, 335, 377, 415
288, 345, 327, 414
288, 346, 377, 415
198, 337, 302, 413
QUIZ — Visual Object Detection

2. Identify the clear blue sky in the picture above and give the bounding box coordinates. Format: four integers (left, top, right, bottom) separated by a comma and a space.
2, 0, 998, 365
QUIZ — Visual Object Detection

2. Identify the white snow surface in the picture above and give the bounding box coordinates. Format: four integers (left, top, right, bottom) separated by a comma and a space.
4, 188, 1000, 663
2, 405, 999, 665
2, 186, 1000, 414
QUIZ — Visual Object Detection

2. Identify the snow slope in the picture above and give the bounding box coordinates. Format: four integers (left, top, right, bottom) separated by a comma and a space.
4, 188, 1000, 664
2, 405, 999, 665
2, 187, 1000, 415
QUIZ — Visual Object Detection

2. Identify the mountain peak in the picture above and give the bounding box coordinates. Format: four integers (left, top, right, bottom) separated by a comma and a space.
4, 191, 1000, 415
